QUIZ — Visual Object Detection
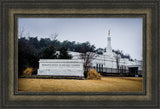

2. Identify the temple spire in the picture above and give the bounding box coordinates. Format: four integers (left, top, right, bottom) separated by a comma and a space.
104, 29, 113, 56
107, 29, 112, 51
108, 30, 110, 37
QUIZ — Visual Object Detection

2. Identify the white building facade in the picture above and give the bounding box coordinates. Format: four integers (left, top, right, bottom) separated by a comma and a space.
67, 30, 142, 74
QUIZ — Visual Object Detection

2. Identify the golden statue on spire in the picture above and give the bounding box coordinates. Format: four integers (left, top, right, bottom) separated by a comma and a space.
108, 30, 110, 37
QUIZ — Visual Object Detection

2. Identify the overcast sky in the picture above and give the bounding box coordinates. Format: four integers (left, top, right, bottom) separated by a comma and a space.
18, 18, 142, 60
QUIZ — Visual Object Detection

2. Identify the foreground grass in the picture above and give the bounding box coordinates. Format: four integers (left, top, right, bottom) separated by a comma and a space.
18, 77, 142, 92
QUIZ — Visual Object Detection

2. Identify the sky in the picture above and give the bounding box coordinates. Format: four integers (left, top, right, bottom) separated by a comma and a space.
18, 18, 142, 60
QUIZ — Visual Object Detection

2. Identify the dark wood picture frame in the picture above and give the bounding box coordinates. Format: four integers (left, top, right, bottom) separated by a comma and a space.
0, 0, 159, 108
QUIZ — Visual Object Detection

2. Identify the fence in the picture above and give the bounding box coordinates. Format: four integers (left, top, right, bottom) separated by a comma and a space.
84, 66, 142, 76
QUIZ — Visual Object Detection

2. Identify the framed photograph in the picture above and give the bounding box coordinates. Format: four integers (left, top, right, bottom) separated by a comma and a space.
17, 17, 143, 93
0, 0, 159, 108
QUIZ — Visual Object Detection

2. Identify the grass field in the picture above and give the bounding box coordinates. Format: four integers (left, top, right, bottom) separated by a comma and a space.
18, 77, 143, 92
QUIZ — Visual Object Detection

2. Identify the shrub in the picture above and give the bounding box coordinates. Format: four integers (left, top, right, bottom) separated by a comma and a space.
23, 67, 33, 76
87, 69, 101, 80
32, 68, 38, 75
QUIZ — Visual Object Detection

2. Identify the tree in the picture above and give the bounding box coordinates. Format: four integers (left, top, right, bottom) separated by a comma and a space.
78, 42, 97, 75
58, 46, 72, 59
80, 52, 98, 78
80, 52, 97, 68
96, 48, 104, 55
114, 53, 121, 73
40, 38, 52, 48
18, 25, 25, 38
41, 45, 57, 59
50, 33, 58, 41
28, 37, 39, 49
18, 37, 39, 75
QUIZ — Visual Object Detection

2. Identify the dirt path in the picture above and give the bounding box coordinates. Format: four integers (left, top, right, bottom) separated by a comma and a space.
18, 77, 143, 92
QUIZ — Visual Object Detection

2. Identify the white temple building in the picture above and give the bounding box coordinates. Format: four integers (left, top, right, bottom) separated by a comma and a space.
67, 30, 142, 75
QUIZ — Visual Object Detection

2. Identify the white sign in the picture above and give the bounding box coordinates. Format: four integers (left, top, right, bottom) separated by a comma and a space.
38, 59, 84, 77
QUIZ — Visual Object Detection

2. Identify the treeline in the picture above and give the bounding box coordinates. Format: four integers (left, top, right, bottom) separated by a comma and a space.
96, 48, 133, 61
112, 49, 133, 61
18, 36, 133, 75
18, 37, 96, 75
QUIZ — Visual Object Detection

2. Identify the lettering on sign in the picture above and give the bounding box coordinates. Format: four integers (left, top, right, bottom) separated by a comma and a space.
38, 59, 84, 77
41, 63, 81, 68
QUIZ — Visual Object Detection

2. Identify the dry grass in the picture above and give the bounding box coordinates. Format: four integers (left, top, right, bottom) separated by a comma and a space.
18, 77, 143, 92
23, 67, 33, 76
87, 69, 101, 80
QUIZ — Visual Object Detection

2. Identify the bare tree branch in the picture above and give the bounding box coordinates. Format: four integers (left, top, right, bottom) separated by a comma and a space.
19, 25, 25, 38
80, 52, 98, 70
114, 53, 120, 73
50, 33, 58, 41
